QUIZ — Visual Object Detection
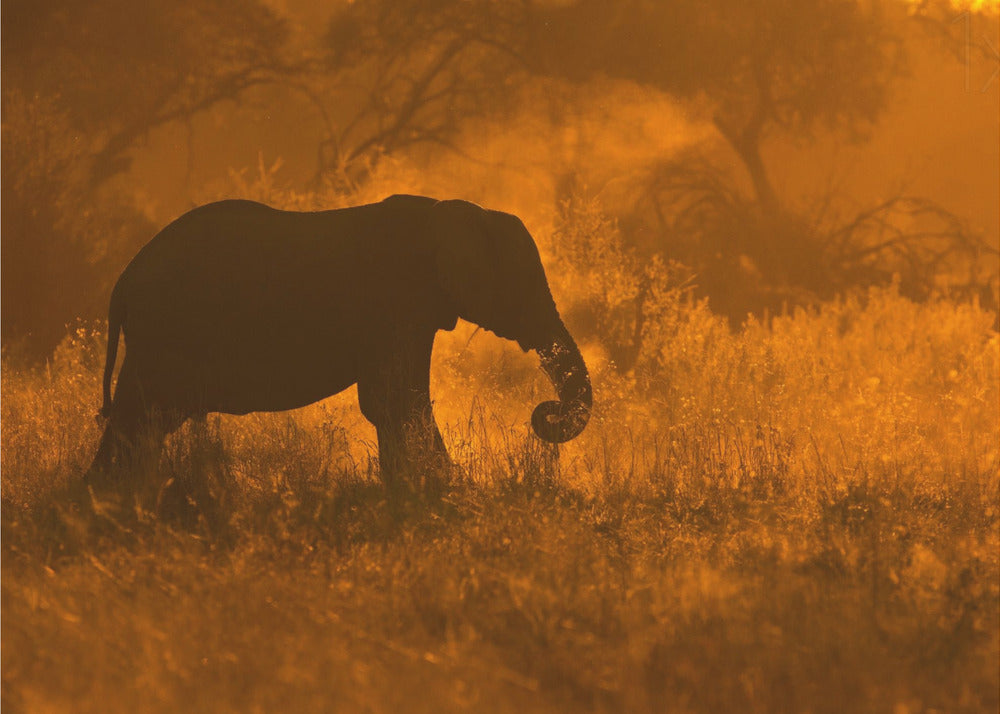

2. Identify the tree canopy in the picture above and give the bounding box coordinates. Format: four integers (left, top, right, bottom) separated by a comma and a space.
528, 0, 902, 208
2, 0, 995, 357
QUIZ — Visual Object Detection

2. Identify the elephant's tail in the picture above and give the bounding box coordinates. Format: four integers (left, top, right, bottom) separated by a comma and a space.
99, 283, 125, 419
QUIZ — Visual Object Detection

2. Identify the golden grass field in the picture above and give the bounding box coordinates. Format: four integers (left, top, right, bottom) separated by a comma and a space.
2, 286, 998, 713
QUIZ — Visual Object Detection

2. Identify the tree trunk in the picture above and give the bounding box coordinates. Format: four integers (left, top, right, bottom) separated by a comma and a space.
713, 115, 780, 217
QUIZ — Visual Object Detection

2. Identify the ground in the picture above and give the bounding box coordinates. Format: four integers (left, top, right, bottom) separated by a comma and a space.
3, 289, 998, 713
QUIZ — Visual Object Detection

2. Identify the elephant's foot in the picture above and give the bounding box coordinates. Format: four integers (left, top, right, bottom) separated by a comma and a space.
378, 444, 454, 499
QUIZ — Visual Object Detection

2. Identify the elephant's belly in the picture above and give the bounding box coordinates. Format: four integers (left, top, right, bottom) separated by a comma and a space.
128, 338, 359, 415
209, 367, 357, 415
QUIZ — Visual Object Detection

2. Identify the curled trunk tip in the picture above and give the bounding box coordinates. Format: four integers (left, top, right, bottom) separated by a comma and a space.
532, 326, 592, 444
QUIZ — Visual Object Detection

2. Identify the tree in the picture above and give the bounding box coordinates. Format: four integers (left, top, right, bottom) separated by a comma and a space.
2, 0, 295, 357
529, 0, 902, 212
310, 0, 529, 187
3, 0, 294, 185
527, 1, 996, 321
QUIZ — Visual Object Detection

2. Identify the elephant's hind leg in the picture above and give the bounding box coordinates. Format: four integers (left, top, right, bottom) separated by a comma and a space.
84, 360, 187, 484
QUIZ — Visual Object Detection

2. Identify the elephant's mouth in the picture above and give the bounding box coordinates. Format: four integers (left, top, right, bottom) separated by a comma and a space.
529, 323, 592, 444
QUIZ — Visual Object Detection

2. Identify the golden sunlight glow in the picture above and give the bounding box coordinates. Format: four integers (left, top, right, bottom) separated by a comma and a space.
906, 0, 1000, 10
3, 1, 998, 711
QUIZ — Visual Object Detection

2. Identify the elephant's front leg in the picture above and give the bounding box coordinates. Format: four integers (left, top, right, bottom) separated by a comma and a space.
357, 329, 450, 488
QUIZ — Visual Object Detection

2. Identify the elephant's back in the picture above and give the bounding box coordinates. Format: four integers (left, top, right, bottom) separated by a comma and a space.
118, 200, 364, 332
121, 197, 431, 288
122, 200, 351, 281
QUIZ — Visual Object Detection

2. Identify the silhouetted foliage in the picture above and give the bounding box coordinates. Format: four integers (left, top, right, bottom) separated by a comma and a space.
526, 1, 997, 321
2, 0, 293, 184
549, 195, 695, 374
1, 91, 155, 357
619, 154, 998, 323
528, 0, 903, 209
1, 0, 294, 357
1, 0, 995, 357
314, 0, 528, 186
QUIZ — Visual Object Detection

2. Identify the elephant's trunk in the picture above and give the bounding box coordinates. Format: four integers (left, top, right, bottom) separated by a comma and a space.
531, 322, 592, 444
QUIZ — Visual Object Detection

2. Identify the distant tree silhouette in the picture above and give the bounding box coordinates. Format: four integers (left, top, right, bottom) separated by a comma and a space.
525, 1, 996, 320
312, 0, 529, 187
1, 0, 295, 357
3, 0, 295, 185
3, 0, 993, 356
528, 0, 903, 213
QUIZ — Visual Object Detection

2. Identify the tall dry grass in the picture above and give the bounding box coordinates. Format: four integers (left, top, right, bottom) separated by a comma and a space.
3, 272, 997, 712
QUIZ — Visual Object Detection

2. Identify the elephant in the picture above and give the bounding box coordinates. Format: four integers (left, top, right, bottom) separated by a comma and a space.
87, 194, 592, 485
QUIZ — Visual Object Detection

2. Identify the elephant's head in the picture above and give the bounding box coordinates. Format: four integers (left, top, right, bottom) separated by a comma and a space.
429, 199, 592, 444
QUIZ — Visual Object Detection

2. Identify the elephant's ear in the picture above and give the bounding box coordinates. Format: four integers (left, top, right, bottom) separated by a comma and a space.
429, 199, 500, 327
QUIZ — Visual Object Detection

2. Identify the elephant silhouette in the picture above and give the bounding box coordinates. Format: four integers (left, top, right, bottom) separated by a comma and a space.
87, 195, 592, 484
